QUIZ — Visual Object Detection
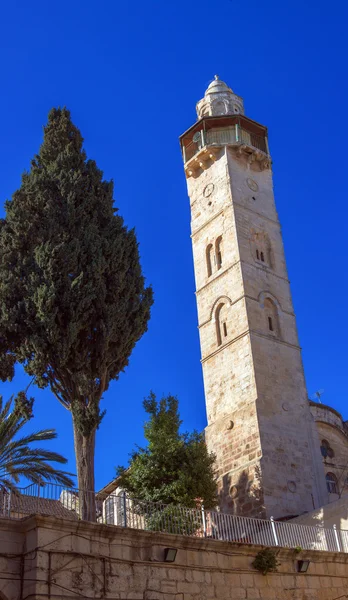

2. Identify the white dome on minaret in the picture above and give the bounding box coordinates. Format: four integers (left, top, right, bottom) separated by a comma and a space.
196, 75, 244, 119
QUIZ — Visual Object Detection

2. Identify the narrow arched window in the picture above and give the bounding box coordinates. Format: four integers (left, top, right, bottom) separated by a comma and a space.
215, 302, 229, 346
326, 472, 338, 494
264, 298, 280, 337
206, 244, 213, 277
252, 231, 272, 269
321, 440, 329, 458
215, 236, 223, 270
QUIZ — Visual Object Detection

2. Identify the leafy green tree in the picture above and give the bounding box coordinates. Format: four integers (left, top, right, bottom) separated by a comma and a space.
0, 391, 74, 491
117, 393, 217, 532
0, 108, 153, 519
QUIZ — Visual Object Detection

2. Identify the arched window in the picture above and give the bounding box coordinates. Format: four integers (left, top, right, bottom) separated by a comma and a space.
321, 440, 334, 459
215, 236, 223, 270
206, 244, 213, 277
264, 298, 280, 337
215, 302, 229, 346
252, 231, 272, 268
326, 472, 339, 494
213, 100, 227, 115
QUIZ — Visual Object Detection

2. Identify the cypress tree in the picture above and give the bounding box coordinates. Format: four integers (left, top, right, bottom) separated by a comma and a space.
0, 108, 153, 520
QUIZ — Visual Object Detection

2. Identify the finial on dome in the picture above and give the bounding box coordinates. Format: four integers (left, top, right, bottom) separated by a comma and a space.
214, 74, 219, 81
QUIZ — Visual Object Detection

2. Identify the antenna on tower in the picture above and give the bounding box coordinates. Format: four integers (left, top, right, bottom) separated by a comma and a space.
311, 389, 325, 404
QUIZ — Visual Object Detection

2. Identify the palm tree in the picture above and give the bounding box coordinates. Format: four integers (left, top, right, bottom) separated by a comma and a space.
0, 392, 74, 491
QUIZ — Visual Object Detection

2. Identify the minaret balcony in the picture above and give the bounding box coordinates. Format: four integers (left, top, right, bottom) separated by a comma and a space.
180, 115, 271, 176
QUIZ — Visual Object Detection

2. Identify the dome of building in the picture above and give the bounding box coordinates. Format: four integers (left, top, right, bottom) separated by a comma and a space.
195, 75, 244, 120
205, 76, 233, 95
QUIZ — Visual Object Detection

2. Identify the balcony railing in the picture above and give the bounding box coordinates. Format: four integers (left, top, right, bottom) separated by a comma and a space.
183, 125, 268, 163
1, 483, 347, 554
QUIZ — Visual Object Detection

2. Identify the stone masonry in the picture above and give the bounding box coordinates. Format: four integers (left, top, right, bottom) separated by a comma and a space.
310, 402, 348, 501
179, 77, 328, 519
1, 514, 348, 600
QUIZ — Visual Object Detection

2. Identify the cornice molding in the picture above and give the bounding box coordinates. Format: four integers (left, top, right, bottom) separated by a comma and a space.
191, 207, 229, 238
201, 328, 301, 364
232, 198, 280, 227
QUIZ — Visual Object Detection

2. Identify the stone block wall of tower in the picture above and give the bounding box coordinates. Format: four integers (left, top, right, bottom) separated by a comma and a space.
183, 83, 328, 518
226, 148, 328, 517
187, 149, 262, 517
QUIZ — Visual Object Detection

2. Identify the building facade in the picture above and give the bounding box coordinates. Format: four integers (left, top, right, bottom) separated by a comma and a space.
310, 401, 348, 502
180, 76, 330, 519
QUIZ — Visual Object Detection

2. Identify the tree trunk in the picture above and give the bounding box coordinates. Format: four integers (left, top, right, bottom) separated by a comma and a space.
73, 421, 96, 522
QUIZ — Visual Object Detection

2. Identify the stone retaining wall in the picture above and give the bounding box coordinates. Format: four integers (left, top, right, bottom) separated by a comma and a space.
0, 515, 348, 600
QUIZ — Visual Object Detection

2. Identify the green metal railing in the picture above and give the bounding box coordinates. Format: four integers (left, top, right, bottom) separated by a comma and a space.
183, 125, 268, 163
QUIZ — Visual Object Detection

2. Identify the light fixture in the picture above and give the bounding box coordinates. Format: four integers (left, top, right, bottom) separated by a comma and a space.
297, 560, 310, 573
164, 548, 177, 563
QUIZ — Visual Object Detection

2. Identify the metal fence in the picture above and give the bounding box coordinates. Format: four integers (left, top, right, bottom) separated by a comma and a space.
1, 483, 347, 553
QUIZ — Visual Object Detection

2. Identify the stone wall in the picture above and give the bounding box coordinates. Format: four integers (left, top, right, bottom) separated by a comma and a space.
291, 495, 348, 530
226, 148, 327, 519
310, 402, 348, 501
1, 515, 348, 600
184, 141, 327, 519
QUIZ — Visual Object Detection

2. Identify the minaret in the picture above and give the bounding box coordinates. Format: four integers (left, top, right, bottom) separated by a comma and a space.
180, 76, 327, 518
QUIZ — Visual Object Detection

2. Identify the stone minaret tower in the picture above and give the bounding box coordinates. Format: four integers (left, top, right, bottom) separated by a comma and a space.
180, 76, 327, 519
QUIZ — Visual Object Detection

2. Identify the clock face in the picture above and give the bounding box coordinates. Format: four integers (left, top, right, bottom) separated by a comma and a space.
203, 183, 214, 198
246, 178, 259, 192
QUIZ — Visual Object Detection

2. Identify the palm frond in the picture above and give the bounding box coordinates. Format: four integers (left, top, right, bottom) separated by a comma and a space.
0, 393, 75, 491
0, 429, 58, 461
0, 464, 74, 488
0, 447, 69, 466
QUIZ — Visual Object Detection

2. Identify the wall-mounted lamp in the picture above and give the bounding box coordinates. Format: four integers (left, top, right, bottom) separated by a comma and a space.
297, 560, 310, 573
164, 548, 177, 563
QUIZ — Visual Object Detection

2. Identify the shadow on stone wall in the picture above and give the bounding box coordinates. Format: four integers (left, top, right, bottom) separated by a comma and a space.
218, 466, 266, 518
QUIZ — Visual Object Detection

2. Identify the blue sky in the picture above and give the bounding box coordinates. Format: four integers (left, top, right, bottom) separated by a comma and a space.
1, 0, 347, 491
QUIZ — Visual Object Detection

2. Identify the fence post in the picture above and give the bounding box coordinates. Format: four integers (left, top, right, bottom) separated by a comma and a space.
333, 524, 341, 552
37, 480, 41, 513
270, 516, 279, 546
122, 491, 128, 528
265, 136, 270, 156
201, 505, 207, 538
